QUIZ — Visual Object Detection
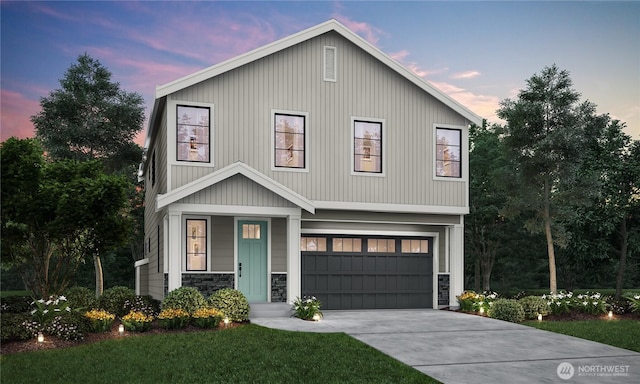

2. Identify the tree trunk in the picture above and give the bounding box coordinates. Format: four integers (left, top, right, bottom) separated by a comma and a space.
615, 218, 628, 299
94, 254, 104, 297
543, 178, 557, 294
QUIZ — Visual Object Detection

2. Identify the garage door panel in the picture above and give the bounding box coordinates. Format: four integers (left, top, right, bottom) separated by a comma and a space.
302, 235, 433, 310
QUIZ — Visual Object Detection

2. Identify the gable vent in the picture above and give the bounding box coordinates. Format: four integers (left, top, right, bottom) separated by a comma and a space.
324, 46, 337, 82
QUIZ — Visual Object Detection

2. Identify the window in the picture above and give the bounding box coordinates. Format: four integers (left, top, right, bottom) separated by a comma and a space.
186, 219, 207, 271
274, 112, 306, 169
367, 239, 396, 253
436, 128, 461, 178
242, 224, 261, 239
401, 239, 429, 253
353, 119, 383, 174
332, 238, 362, 252
177, 105, 210, 163
151, 151, 156, 187
300, 237, 327, 252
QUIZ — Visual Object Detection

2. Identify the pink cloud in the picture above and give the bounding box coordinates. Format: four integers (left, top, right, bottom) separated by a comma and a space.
452, 70, 481, 80
431, 81, 501, 123
0, 89, 40, 142
331, 14, 383, 45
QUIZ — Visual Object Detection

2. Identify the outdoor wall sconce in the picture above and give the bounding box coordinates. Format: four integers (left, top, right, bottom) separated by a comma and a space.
37, 332, 44, 343
118, 324, 125, 335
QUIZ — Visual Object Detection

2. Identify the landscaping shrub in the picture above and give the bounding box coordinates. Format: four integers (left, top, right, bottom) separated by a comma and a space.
98, 286, 136, 317
157, 308, 190, 329
487, 299, 525, 323
606, 296, 631, 315
518, 295, 550, 319
456, 290, 481, 312
84, 309, 115, 332
542, 291, 574, 315
121, 310, 153, 332
292, 296, 323, 320
0, 295, 32, 314
0, 313, 33, 342
46, 312, 89, 341
624, 293, 640, 313
124, 295, 159, 317
192, 307, 224, 329
64, 286, 97, 311
162, 287, 206, 315
574, 292, 607, 315
208, 288, 250, 322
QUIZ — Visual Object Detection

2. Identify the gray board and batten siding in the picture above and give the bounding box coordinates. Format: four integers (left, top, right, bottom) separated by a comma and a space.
166, 30, 469, 209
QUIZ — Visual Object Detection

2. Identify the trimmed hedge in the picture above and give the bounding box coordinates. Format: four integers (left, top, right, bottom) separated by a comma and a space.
208, 288, 250, 322
488, 299, 525, 323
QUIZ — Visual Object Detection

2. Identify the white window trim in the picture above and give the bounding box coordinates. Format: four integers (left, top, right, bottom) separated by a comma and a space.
351, 116, 386, 177
323, 46, 337, 82
168, 99, 215, 172
182, 215, 211, 272
433, 123, 468, 182
271, 109, 310, 173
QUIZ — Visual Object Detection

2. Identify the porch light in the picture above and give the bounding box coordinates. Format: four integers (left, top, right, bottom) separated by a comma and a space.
37, 332, 44, 343
537, 313, 543, 322
118, 324, 125, 335
608, 311, 613, 320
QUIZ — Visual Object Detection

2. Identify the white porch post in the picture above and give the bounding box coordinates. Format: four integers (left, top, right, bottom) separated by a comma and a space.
287, 213, 302, 303
449, 219, 465, 308
168, 211, 182, 292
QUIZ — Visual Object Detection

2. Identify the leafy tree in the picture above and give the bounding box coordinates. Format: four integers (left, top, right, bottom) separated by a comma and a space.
497, 65, 598, 294
30, 53, 145, 295
466, 122, 510, 291
31, 53, 145, 175
1, 138, 131, 297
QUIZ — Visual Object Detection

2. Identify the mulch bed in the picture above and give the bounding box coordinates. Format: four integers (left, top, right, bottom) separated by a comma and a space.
1, 320, 245, 355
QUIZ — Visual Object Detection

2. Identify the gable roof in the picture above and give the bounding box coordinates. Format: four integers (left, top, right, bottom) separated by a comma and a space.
143, 19, 482, 152
156, 161, 315, 213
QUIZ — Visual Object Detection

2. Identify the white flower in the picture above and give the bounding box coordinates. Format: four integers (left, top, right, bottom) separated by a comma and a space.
582, 301, 588, 306
634, 295, 640, 300
65, 307, 71, 312
31, 309, 37, 315
43, 309, 49, 314
45, 300, 52, 306
59, 296, 67, 301
38, 299, 45, 304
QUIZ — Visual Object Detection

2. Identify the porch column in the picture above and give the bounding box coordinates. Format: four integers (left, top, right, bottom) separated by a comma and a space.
168, 211, 182, 292
287, 213, 302, 303
448, 219, 465, 308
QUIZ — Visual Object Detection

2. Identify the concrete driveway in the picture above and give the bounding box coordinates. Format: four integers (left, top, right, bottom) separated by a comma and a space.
252, 309, 639, 384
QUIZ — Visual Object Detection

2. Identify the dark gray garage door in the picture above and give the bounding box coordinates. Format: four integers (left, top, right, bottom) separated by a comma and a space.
301, 235, 433, 310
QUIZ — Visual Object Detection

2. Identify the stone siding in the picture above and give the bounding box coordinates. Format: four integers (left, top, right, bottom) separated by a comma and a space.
182, 273, 235, 297
271, 274, 287, 302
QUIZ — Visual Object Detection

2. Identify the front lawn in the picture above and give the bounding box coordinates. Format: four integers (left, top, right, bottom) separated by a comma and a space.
524, 319, 640, 352
0, 324, 439, 383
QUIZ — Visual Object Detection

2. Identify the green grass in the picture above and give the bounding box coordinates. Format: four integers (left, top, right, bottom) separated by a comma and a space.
0, 291, 30, 298
524, 319, 640, 352
0, 325, 440, 384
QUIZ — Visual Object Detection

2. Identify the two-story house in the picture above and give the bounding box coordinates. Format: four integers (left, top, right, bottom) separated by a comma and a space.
135, 19, 482, 310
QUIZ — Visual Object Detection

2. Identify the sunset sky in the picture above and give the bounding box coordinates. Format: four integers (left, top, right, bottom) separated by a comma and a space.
2, 1, 638, 146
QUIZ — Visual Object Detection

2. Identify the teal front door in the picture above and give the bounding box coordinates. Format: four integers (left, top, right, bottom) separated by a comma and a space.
237, 221, 268, 302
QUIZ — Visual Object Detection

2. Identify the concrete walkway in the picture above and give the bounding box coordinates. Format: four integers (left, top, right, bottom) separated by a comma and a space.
252, 309, 640, 384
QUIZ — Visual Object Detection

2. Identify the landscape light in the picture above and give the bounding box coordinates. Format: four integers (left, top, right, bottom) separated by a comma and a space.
537, 314, 543, 321
313, 313, 321, 321
608, 311, 613, 320
37, 332, 44, 343
118, 324, 125, 335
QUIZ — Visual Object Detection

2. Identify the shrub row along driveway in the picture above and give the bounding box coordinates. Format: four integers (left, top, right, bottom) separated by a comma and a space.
252, 309, 640, 384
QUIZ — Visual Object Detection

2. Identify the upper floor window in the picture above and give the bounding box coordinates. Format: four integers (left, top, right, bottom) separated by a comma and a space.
353, 119, 383, 174
273, 111, 307, 170
436, 127, 461, 178
177, 105, 210, 163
